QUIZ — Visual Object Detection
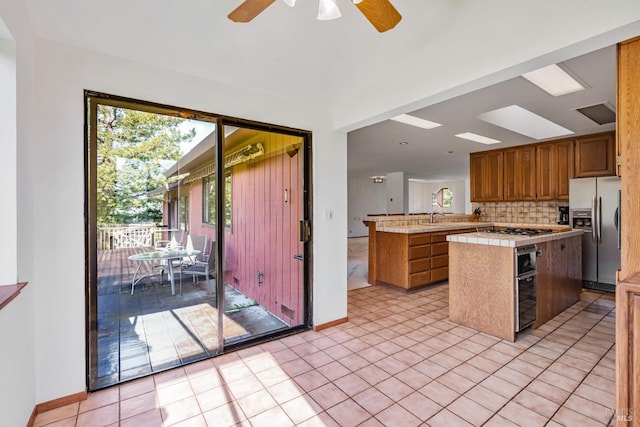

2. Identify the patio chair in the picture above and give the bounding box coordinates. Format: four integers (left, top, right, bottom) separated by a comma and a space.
182, 234, 208, 268
153, 230, 190, 283
181, 240, 216, 295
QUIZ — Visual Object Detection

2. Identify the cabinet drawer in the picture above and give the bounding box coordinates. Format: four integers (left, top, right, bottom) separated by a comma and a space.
431, 242, 449, 256
409, 259, 430, 274
409, 245, 430, 260
409, 271, 430, 288
431, 267, 448, 283
409, 234, 431, 246
431, 233, 448, 243
431, 254, 448, 269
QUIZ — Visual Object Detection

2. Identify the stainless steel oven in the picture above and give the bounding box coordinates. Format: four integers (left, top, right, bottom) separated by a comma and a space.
515, 245, 537, 332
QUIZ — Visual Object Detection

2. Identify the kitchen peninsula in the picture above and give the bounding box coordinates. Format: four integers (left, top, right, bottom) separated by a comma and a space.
447, 229, 582, 341
364, 214, 480, 290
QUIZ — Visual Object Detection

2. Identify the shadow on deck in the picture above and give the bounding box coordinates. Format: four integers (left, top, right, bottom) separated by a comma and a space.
92, 247, 288, 389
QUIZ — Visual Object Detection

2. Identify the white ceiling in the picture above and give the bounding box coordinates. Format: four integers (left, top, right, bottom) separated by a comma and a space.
348, 45, 617, 181
16, 0, 640, 182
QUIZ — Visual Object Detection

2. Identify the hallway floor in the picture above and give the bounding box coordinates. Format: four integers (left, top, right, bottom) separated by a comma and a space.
36, 282, 615, 426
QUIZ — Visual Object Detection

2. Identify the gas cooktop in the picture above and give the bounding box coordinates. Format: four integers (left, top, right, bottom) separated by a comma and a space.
486, 228, 554, 236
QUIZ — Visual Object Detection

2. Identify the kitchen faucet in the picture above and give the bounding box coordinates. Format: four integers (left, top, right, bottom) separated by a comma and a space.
430, 212, 445, 223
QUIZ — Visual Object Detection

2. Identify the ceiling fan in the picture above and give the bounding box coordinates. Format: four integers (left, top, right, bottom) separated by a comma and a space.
228, 0, 402, 33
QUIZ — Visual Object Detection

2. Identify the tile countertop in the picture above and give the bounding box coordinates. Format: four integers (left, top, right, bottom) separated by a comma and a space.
446, 229, 583, 248
376, 222, 482, 233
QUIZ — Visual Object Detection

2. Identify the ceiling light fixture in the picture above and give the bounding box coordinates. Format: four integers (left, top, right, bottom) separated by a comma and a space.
398, 141, 408, 145
318, 0, 341, 20
522, 64, 585, 96
372, 176, 384, 183
390, 114, 442, 130
455, 132, 501, 145
478, 105, 573, 140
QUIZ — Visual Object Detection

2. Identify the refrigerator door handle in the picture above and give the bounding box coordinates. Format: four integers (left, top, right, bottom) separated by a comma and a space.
597, 196, 602, 243
591, 196, 597, 243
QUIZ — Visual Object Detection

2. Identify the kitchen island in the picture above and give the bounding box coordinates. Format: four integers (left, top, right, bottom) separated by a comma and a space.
364, 215, 480, 290
447, 229, 583, 341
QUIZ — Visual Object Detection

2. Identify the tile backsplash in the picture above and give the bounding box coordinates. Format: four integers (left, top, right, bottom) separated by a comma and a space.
472, 200, 569, 225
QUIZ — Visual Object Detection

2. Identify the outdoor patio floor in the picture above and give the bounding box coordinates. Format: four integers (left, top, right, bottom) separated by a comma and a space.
94, 248, 289, 389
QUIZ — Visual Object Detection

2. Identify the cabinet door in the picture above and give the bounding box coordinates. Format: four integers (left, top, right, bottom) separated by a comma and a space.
503, 148, 518, 201
519, 146, 537, 200
556, 140, 574, 200
536, 143, 557, 200
470, 153, 486, 202
485, 151, 503, 201
575, 132, 615, 177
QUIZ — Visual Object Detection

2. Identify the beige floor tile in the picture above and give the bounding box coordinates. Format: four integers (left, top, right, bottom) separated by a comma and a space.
448, 395, 494, 426
436, 371, 476, 394
375, 403, 421, 427
394, 367, 432, 389
563, 394, 612, 424
480, 375, 522, 399
34, 403, 79, 427
76, 403, 119, 427
120, 391, 158, 420
574, 383, 615, 409
498, 401, 548, 427
552, 406, 607, 427
79, 388, 120, 414
326, 398, 371, 427
293, 370, 329, 393
428, 409, 474, 427
308, 382, 348, 410
419, 380, 460, 407
160, 396, 202, 426
352, 386, 394, 415
375, 376, 414, 401
512, 389, 559, 418
494, 366, 533, 388
279, 394, 323, 424
120, 408, 163, 427
464, 384, 509, 412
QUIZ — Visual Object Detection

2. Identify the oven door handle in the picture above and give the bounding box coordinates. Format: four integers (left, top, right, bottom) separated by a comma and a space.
516, 271, 537, 281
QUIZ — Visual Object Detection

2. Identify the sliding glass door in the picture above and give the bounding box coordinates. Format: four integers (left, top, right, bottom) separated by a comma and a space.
86, 93, 310, 390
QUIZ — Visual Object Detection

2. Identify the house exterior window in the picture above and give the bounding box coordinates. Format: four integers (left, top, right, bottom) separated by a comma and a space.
179, 195, 189, 231
203, 172, 232, 228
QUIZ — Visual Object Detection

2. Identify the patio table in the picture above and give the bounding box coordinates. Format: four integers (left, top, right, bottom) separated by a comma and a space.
128, 249, 201, 296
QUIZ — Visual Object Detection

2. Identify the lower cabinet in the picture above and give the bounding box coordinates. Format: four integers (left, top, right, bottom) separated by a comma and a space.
375, 229, 475, 290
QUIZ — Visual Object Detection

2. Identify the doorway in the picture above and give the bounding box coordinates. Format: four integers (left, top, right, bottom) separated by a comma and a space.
85, 92, 311, 390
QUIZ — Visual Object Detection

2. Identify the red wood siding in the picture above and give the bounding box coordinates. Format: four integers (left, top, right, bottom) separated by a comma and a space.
177, 132, 304, 326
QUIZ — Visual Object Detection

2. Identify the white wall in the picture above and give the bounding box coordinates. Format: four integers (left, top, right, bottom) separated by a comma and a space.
0, 4, 37, 426
348, 177, 386, 237
385, 172, 408, 214
0, 24, 348, 419
408, 179, 467, 214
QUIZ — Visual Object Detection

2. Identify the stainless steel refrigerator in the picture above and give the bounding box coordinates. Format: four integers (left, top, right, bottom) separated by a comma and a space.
569, 177, 621, 292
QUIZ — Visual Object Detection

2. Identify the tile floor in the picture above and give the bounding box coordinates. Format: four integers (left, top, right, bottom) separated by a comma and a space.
36, 281, 616, 426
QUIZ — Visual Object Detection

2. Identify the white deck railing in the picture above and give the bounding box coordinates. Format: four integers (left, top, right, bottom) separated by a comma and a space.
97, 224, 159, 250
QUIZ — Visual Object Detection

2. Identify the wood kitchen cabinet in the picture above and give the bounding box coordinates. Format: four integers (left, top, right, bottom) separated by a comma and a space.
504, 146, 536, 201
536, 140, 574, 201
574, 131, 615, 177
470, 151, 503, 202
374, 228, 476, 290
617, 37, 640, 422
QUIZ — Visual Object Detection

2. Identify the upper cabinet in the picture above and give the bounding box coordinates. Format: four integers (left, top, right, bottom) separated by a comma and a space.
470, 151, 503, 202
470, 133, 613, 202
574, 132, 615, 178
504, 146, 536, 201
537, 140, 575, 201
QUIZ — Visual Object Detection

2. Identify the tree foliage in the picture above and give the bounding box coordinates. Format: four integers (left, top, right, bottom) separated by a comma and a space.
97, 106, 195, 225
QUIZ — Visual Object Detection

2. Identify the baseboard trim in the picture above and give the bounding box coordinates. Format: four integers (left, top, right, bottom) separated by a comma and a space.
314, 317, 348, 331
29, 390, 88, 425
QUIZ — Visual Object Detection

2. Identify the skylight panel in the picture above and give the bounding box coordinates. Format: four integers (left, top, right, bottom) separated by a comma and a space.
454, 132, 501, 145
478, 105, 574, 140
390, 114, 442, 130
522, 64, 585, 96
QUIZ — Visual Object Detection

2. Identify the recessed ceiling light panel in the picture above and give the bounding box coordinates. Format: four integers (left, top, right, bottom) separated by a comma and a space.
454, 132, 501, 145
478, 105, 574, 140
390, 114, 442, 130
522, 64, 585, 96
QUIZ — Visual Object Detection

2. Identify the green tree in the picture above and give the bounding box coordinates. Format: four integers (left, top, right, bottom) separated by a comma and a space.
97, 106, 195, 225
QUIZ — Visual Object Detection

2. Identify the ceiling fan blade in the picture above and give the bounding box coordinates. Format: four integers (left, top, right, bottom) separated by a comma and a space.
228, 0, 277, 23
352, 0, 402, 32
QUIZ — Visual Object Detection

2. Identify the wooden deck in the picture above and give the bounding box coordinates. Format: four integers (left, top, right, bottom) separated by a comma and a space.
91, 247, 288, 389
